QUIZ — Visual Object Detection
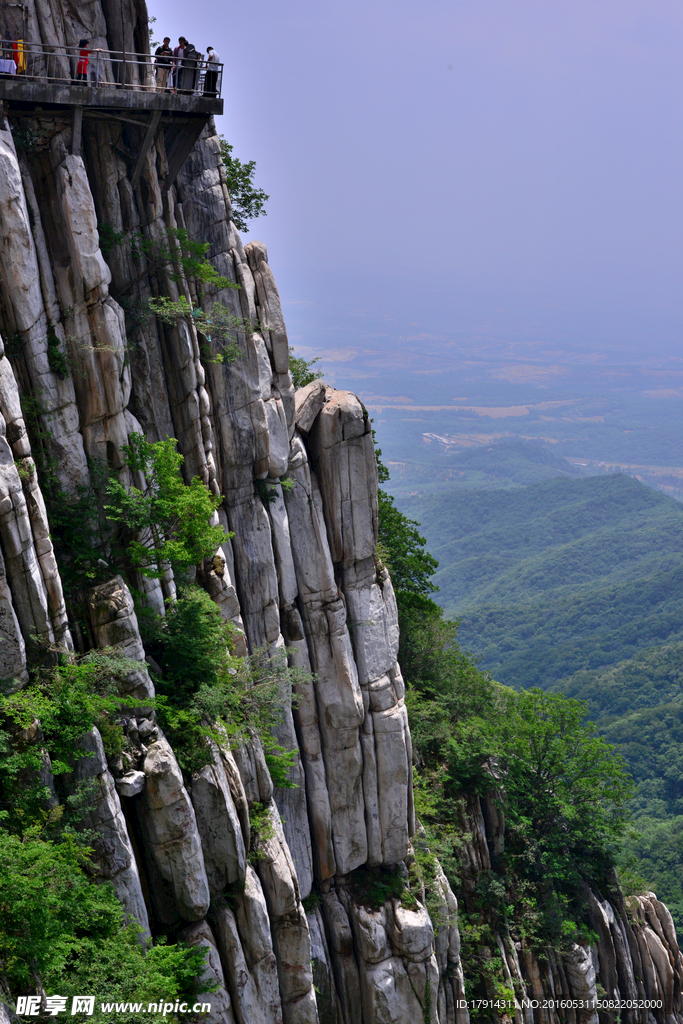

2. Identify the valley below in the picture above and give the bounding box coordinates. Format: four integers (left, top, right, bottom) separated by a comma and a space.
311, 323, 683, 941
394, 467, 683, 939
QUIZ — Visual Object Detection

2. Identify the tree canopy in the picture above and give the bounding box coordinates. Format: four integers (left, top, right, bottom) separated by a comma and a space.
218, 137, 269, 233
374, 433, 634, 968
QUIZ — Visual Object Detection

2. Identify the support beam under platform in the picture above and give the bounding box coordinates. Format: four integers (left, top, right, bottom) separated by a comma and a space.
162, 119, 207, 193
131, 108, 161, 187
71, 104, 83, 156
0, 80, 219, 193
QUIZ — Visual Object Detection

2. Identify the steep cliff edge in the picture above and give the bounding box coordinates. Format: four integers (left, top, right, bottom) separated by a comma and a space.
0, 3, 681, 1023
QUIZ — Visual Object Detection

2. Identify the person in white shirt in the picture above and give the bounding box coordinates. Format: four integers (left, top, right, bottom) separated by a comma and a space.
0, 53, 17, 77
203, 45, 220, 96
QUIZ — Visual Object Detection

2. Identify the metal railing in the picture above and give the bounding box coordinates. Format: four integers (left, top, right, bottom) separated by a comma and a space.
0, 40, 223, 98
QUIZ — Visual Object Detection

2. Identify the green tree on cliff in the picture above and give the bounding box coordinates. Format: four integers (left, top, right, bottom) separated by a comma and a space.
373, 431, 634, 960
218, 137, 269, 232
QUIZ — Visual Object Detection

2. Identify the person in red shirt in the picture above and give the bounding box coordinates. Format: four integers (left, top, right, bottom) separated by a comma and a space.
75, 38, 89, 84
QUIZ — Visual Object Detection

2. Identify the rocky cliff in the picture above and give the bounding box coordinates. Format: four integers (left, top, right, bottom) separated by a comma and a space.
0, 3, 682, 1023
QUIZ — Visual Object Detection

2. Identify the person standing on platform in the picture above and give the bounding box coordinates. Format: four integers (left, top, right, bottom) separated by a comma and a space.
0, 50, 17, 77
181, 41, 200, 94
204, 45, 220, 96
75, 39, 90, 84
173, 36, 187, 92
155, 37, 173, 91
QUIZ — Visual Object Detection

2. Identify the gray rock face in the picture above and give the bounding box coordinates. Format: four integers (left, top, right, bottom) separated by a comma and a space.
191, 743, 247, 894
138, 736, 211, 924
116, 770, 146, 798
87, 577, 155, 702
59, 727, 150, 939
179, 920, 237, 1024
213, 866, 284, 1024
2, 5, 683, 1021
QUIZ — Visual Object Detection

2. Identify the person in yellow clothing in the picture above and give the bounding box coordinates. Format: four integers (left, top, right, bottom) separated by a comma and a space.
13, 40, 25, 74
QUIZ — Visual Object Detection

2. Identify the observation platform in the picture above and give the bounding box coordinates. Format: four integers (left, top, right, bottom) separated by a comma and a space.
0, 78, 222, 116
0, 41, 223, 189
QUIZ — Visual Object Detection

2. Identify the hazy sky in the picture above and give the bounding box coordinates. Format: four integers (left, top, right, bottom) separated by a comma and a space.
155, 0, 683, 355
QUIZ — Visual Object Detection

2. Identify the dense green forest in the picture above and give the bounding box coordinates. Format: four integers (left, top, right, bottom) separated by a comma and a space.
550, 644, 683, 933
376, 454, 637, 1006
399, 473, 683, 687
396, 470, 683, 938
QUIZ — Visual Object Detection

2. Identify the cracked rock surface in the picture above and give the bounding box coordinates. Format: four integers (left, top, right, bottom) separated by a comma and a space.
1, 2, 682, 1021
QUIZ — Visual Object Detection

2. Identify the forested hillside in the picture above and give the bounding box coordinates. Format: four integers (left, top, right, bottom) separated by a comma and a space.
376, 460, 643, 1009
398, 472, 683, 940
399, 473, 683, 687
551, 644, 683, 936
387, 438, 584, 496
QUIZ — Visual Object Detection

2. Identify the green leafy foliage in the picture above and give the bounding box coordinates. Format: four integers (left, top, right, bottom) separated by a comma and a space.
288, 348, 324, 390
0, 829, 206, 1022
377, 491, 438, 600
144, 587, 299, 782
103, 433, 226, 580
98, 224, 233, 296
0, 653, 143, 833
46, 323, 70, 380
553, 642, 683, 938
146, 296, 245, 364
406, 622, 631, 962
0, 647, 207, 1018
97, 223, 128, 256
376, 436, 633, 988
15, 412, 225, 600
498, 689, 632, 895
345, 865, 408, 910
619, 815, 683, 932
43, 457, 113, 597
248, 801, 276, 863
218, 137, 269, 233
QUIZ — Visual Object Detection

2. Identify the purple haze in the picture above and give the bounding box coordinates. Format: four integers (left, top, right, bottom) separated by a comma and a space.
154, 0, 683, 356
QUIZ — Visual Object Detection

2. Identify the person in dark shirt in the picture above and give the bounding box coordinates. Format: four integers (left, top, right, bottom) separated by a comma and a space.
155, 36, 173, 91
173, 35, 187, 92
180, 41, 200, 94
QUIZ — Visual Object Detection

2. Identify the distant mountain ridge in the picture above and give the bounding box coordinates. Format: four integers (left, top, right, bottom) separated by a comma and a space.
388, 437, 583, 496
437, 438, 583, 484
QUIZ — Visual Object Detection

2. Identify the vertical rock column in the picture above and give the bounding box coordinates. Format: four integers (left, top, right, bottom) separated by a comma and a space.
306, 386, 412, 867
0, 120, 89, 496
62, 726, 151, 940
0, 125, 74, 655
283, 429, 367, 877
176, 128, 285, 649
